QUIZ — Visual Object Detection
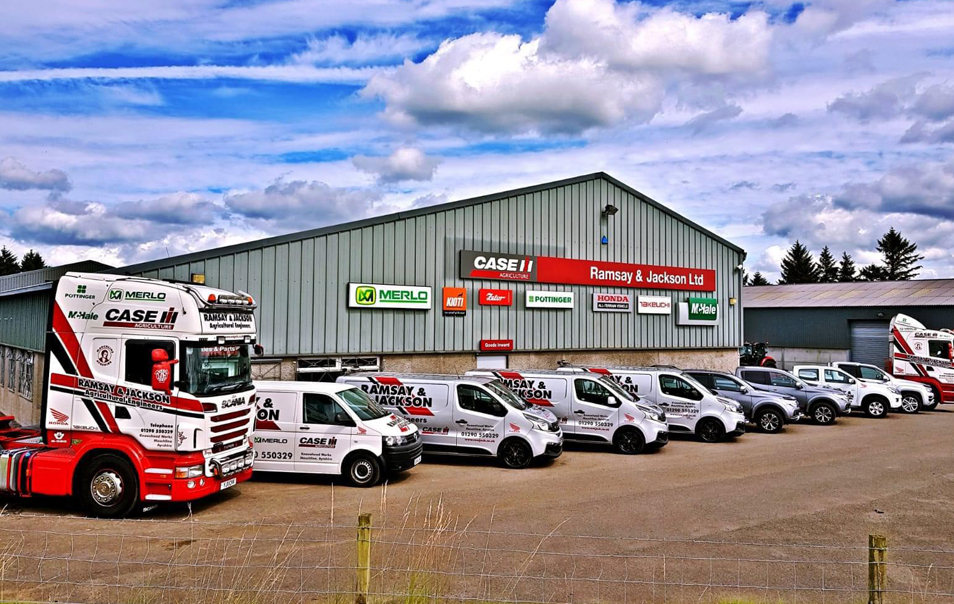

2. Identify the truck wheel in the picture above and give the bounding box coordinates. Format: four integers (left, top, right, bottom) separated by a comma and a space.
756, 408, 784, 434
810, 402, 836, 425
900, 394, 920, 414
499, 438, 533, 469
345, 454, 381, 487
864, 397, 888, 418
696, 418, 726, 443
923, 387, 940, 410
613, 427, 645, 455
77, 454, 139, 518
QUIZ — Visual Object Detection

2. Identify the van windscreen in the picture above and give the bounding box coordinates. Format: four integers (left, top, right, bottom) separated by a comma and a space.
484, 380, 529, 410
339, 388, 390, 420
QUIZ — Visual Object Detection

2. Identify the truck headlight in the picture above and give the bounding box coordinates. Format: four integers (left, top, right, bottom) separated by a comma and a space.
174, 464, 204, 479
523, 413, 549, 431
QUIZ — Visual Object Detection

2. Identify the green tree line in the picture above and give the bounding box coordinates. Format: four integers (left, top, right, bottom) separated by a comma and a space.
0, 246, 47, 276
745, 227, 924, 286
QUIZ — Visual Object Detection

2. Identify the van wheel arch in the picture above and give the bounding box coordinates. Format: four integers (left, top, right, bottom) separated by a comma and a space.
808, 399, 837, 425
612, 426, 646, 454
754, 405, 785, 433
498, 437, 533, 469
861, 394, 889, 418
341, 451, 382, 487
899, 391, 921, 413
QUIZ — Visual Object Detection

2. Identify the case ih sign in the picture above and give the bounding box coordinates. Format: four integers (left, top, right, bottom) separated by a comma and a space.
459, 251, 715, 292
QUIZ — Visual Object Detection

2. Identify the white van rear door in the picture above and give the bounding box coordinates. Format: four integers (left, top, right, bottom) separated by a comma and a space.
293, 392, 352, 474
453, 384, 507, 454
254, 390, 298, 470
570, 377, 619, 440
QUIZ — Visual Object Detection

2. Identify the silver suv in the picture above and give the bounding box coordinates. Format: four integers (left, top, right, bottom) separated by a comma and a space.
685, 369, 802, 433
735, 366, 851, 425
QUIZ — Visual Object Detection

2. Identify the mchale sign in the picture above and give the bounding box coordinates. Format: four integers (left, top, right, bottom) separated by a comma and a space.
460, 251, 714, 291
479, 288, 513, 306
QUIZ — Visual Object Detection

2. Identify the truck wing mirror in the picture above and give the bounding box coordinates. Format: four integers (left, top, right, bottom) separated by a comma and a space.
253, 344, 265, 356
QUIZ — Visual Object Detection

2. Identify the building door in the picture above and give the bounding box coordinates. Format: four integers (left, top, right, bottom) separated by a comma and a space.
850, 321, 889, 367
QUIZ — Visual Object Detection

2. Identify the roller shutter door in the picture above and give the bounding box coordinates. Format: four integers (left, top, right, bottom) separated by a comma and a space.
850, 321, 889, 367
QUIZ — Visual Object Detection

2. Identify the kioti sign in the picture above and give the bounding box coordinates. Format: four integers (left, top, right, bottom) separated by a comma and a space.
442, 287, 467, 316
459, 251, 714, 292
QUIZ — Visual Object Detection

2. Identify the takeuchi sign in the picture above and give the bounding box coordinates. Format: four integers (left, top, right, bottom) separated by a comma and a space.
459, 251, 715, 292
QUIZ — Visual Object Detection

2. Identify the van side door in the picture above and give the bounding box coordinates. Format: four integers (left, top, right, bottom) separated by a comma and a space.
656, 374, 704, 425
823, 368, 854, 397
253, 390, 298, 470
294, 393, 353, 473
570, 377, 620, 441
454, 384, 508, 454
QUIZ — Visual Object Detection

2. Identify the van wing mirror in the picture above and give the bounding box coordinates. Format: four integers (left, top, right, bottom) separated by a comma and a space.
607, 396, 619, 407
334, 411, 353, 426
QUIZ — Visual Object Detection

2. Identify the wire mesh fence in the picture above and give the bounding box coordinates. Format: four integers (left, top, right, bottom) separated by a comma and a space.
2, 507, 954, 604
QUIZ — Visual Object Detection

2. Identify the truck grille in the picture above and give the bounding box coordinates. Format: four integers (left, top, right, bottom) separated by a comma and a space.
210, 407, 252, 446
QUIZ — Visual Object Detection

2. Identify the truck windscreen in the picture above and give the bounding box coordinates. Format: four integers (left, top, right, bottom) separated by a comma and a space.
181, 344, 252, 396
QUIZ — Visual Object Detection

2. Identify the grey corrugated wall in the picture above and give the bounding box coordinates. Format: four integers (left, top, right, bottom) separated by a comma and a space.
0, 292, 50, 351
130, 176, 745, 357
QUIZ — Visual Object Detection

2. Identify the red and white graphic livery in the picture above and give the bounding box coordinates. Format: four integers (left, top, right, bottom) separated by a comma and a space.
0, 272, 259, 517
890, 314, 954, 405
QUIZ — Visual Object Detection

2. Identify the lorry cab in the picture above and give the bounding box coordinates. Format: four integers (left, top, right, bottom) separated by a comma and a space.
890, 313, 954, 406
465, 369, 668, 454
0, 272, 259, 517
252, 381, 423, 487
557, 366, 746, 443
834, 361, 934, 413
793, 365, 901, 418
336, 373, 563, 469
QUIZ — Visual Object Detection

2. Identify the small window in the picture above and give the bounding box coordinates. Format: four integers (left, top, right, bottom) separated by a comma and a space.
797, 368, 819, 381
8, 349, 18, 392
18, 354, 33, 400
457, 385, 506, 417
769, 372, 798, 388
742, 370, 770, 385
712, 375, 743, 392
824, 369, 850, 383
928, 340, 951, 359
659, 375, 702, 401
124, 340, 176, 387
303, 393, 349, 425
687, 373, 712, 389
574, 379, 613, 405
859, 366, 887, 381
839, 364, 860, 378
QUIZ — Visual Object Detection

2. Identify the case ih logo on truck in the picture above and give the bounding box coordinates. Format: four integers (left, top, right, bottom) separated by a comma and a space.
103, 307, 179, 330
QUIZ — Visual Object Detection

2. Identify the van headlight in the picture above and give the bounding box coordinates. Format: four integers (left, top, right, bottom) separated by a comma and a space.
888, 386, 900, 395
523, 413, 549, 431
723, 401, 743, 414
384, 435, 407, 447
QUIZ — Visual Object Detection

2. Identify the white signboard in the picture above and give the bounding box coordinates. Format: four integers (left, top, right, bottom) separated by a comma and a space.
348, 283, 432, 310
637, 296, 672, 315
593, 293, 632, 313
526, 291, 575, 309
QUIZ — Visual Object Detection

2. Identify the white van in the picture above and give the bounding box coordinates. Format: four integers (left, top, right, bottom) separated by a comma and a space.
557, 366, 746, 443
253, 381, 423, 487
336, 373, 563, 468
466, 370, 668, 454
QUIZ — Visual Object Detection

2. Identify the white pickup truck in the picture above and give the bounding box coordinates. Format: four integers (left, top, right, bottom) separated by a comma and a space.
792, 365, 901, 418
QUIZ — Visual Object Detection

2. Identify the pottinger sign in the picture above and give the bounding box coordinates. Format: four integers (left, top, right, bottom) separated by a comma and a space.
459, 251, 714, 291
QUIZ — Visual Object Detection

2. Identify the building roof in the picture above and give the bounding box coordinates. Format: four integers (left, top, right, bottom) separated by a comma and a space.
117, 172, 744, 275
0, 260, 114, 298
744, 280, 954, 308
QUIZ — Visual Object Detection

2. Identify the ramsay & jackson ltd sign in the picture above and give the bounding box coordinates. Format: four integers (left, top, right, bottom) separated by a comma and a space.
459, 251, 714, 292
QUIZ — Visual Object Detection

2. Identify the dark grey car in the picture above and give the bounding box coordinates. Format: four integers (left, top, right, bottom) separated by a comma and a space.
686, 370, 802, 433
734, 367, 850, 425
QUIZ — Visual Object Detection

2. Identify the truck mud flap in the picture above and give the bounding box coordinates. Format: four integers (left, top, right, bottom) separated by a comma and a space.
0, 448, 34, 495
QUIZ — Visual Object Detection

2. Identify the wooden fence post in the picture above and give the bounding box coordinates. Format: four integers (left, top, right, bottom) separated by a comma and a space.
868, 534, 887, 604
356, 513, 372, 604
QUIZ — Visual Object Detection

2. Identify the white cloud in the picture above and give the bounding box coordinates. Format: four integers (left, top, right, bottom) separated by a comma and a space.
362, 0, 773, 134
9, 200, 149, 246
0, 156, 71, 192
685, 104, 743, 134
291, 33, 431, 66
352, 147, 441, 183
827, 74, 925, 122
836, 161, 954, 218
114, 192, 218, 224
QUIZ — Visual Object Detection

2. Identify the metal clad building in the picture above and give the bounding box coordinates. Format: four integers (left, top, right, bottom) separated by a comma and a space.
118, 173, 744, 377
744, 281, 954, 369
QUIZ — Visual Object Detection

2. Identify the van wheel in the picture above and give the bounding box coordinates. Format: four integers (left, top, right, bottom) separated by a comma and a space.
900, 394, 920, 414
756, 408, 784, 434
923, 387, 940, 410
499, 439, 533, 469
696, 418, 726, 443
77, 454, 139, 518
346, 454, 381, 487
613, 427, 645, 455
811, 402, 836, 425
864, 397, 888, 418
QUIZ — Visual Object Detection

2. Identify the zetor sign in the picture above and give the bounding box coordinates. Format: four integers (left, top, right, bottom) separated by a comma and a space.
459, 251, 714, 291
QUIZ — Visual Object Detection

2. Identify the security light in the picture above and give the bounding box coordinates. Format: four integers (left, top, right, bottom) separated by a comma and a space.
602, 204, 618, 216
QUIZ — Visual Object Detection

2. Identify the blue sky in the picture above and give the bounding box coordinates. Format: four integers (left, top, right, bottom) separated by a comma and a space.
1, 0, 953, 281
